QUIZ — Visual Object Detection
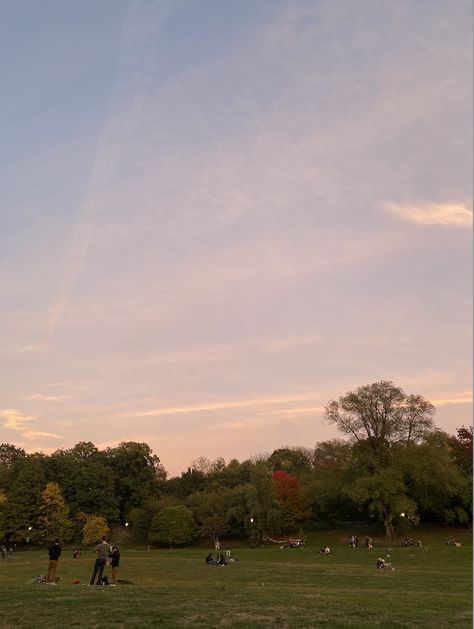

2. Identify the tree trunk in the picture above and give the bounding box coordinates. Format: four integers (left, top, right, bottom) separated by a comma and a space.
384, 518, 395, 541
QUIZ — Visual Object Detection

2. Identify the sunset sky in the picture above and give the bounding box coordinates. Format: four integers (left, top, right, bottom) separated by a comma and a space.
0, 0, 472, 477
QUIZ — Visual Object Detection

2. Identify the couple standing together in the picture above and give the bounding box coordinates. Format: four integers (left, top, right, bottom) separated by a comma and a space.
90, 536, 120, 585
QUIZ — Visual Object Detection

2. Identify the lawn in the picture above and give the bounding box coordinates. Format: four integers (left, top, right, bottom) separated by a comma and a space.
0, 528, 471, 628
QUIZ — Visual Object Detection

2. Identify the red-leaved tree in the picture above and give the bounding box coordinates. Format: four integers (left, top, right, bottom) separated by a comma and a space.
272, 470, 307, 531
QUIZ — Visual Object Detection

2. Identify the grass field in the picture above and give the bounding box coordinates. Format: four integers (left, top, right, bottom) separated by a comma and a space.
0, 527, 471, 628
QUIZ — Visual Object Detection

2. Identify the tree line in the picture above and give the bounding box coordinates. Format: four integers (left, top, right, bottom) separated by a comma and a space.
0, 381, 471, 546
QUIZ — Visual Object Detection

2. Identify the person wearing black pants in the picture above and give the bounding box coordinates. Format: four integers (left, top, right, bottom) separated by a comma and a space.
89, 536, 110, 585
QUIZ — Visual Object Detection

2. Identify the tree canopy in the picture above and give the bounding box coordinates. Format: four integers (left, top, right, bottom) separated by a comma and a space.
0, 383, 470, 545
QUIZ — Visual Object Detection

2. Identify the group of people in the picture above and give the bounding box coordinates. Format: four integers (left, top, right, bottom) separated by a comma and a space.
45, 535, 121, 585
205, 552, 228, 566
89, 536, 121, 586
401, 537, 422, 547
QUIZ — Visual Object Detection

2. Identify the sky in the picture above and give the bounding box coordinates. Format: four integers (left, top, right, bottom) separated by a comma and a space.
0, 0, 472, 477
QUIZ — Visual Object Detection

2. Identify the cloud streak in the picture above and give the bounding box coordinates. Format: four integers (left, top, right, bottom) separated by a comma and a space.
23, 393, 71, 402
112, 393, 321, 419
384, 202, 472, 227
0, 408, 61, 441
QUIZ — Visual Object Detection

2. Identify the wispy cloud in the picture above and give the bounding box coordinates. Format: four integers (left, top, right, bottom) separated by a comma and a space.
431, 392, 473, 406
0, 408, 61, 441
23, 393, 70, 402
112, 393, 321, 419
384, 202, 472, 227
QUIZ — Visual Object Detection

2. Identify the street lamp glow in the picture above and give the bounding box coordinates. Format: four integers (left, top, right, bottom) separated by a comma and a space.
125, 522, 129, 527
250, 517, 254, 523
400, 513, 405, 517
28, 526, 32, 531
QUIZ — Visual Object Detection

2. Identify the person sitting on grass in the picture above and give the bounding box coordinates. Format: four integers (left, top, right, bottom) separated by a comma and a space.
377, 557, 394, 570
217, 553, 227, 566
205, 553, 215, 564
319, 546, 332, 555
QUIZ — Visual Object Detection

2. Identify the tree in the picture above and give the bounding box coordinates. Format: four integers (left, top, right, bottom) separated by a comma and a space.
106, 442, 164, 520
187, 489, 233, 547
38, 482, 72, 542
0, 443, 26, 492
325, 381, 435, 454
406, 432, 472, 524
148, 506, 195, 546
268, 447, 313, 476
65, 441, 101, 461
448, 426, 473, 475
163, 467, 207, 499
46, 450, 119, 522
128, 496, 182, 543
272, 470, 308, 531
349, 464, 419, 540
304, 440, 363, 524
247, 462, 282, 540
0, 455, 46, 542
82, 515, 110, 545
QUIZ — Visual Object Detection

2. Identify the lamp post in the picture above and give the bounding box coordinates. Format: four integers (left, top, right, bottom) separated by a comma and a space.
249, 517, 257, 548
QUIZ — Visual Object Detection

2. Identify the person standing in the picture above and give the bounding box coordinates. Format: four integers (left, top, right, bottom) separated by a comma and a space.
89, 536, 110, 585
46, 539, 62, 583
109, 546, 120, 586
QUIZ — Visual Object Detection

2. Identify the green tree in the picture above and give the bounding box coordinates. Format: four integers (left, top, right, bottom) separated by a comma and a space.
47, 449, 119, 521
162, 467, 207, 499
350, 464, 419, 539
268, 447, 313, 476
324, 382, 437, 539
0, 455, 46, 542
325, 381, 435, 454
247, 462, 282, 540
304, 440, 359, 524
448, 426, 473, 476
148, 505, 195, 546
405, 433, 471, 524
0, 444, 26, 492
188, 489, 233, 547
106, 442, 165, 520
129, 496, 182, 543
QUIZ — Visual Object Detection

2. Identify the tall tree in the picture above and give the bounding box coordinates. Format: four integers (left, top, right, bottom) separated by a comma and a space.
38, 482, 72, 542
106, 442, 164, 520
187, 489, 232, 547
0, 455, 46, 542
325, 381, 435, 454
272, 470, 308, 531
47, 450, 119, 521
0, 443, 26, 492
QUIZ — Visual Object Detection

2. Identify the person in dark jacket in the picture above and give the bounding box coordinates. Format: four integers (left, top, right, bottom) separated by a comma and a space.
109, 546, 120, 585
47, 539, 62, 583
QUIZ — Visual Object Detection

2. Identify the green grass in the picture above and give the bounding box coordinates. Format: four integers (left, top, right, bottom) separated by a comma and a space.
0, 528, 471, 628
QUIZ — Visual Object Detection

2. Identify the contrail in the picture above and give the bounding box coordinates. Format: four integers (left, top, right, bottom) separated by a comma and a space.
41, 1, 171, 348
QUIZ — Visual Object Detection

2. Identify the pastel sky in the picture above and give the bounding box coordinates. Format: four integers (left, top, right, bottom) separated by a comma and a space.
0, 0, 472, 477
